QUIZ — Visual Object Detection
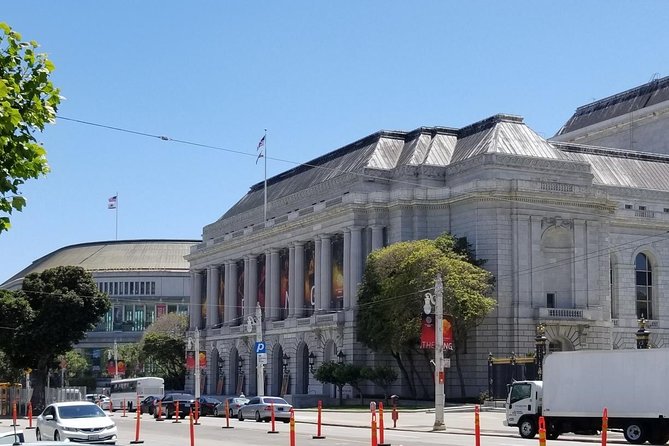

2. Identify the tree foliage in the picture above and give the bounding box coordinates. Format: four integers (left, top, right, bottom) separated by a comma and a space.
313, 361, 349, 406
0, 22, 60, 233
141, 313, 187, 390
0, 266, 110, 407
357, 232, 495, 398
363, 365, 398, 402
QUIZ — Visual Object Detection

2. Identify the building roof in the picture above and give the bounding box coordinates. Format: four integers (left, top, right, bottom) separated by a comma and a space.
556, 75, 669, 136
1, 239, 200, 287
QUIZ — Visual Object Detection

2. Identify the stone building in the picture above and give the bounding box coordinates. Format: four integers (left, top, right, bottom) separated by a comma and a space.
189, 76, 669, 401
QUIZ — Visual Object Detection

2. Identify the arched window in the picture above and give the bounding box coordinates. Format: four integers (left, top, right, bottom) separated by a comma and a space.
635, 253, 653, 319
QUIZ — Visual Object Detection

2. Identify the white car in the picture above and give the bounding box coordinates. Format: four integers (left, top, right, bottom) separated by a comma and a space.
36, 401, 117, 444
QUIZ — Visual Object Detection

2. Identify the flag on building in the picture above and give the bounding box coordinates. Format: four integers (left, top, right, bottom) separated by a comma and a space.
108, 195, 117, 209
256, 134, 266, 164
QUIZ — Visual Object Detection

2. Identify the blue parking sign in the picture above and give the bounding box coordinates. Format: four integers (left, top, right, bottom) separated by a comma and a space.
255, 341, 266, 354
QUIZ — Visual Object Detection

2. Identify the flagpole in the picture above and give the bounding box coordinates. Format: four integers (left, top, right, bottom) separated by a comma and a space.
263, 129, 267, 222
115, 192, 118, 240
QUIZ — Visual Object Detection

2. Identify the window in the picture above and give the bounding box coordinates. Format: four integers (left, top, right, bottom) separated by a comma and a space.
624, 204, 632, 210
130, 282, 134, 295
546, 293, 555, 309
639, 205, 646, 211
509, 383, 532, 404
635, 253, 653, 319
140, 282, 145, 295
124, 282, 129, 295
151, 282, 156, 295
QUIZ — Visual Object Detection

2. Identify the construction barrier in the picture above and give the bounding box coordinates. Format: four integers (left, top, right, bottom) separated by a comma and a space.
378, 402, 389, 446
289, 408, 296, 446
222, 400, 233, 429
26, 402, 35, 430
391, 399, 398, 428
268, 402, 279, 434
371, 411, 378, 446
173, 401, 181, 423
156, 400, 163, 421
602, 408, 608, 445
312, 400, 325, 439
11, 400, 18, 427
189, 409, 195, 446
129, 397, 144, 444
538, 416, 546, 446
474, 405, 481, 446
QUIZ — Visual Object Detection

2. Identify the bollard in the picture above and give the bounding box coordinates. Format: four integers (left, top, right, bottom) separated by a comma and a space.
122, 399, 128, 417
194, 400, 201, 425
222, 400, 233, 429
602, 408, 608, 446
371, 412, 378, 446
26, 402, 35, 430
11, 400, 18, 427
289, 408, 296, 446
189, 409, 195, 446
312, 400, 325, 439
129, 399, 144, 444
474, 405, 481, 446
173, 401, 181, 423
538, 416, 546, 446
391, 404, 398, 429
378, 402, 389, 446
109, 398, 113, 414
268, 402, 279, 434
156, 400, 164, 422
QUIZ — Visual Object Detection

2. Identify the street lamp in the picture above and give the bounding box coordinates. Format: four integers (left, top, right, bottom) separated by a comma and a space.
308, 352, 316, 373
238, 356, 245, 376
282, 353, 290, 374
535, 323, 547, 379
636, 318, 650, 349
337, 350, 345, 364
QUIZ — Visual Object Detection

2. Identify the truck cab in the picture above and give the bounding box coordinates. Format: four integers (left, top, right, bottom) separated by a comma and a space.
505, 380, 543, 438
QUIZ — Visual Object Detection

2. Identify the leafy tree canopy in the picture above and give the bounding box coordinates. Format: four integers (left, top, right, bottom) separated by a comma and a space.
141, 313, 187, 389
0, 22, 60, 233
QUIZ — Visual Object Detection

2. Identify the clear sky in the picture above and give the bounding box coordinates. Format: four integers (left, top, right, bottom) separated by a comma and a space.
2, 1, 668, 283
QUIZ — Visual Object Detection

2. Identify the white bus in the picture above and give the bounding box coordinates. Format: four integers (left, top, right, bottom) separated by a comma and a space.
109, 377, 164, 411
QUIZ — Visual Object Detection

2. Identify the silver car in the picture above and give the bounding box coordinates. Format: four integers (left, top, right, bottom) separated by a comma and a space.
214, 397, 249, 417
36, 401, 117, 444
237, 396, 292, 423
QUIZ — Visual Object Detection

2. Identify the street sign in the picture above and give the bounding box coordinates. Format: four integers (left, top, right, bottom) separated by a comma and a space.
257, 352, 267, 365
255, 341, 266, 354
443, 358, 451, 368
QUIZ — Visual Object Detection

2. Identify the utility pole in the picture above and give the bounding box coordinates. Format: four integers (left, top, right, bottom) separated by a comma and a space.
113, 340, 120, 380
433, 274, 445, 431
194, 328, 201, 399
256, 303, 265, 396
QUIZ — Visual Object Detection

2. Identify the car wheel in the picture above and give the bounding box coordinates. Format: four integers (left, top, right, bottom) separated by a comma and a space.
238, 409, 244, 421
229, 408, 234, 418
36, 429, 42, 441
519, 417, 537, 439
282, 419, 290, 423
167, 408, 173, 419
624, 422, 648, 444
54, 431, 61, 441
214, 408, 219, 417
149, 406, 154, 415
255, 411, 262, 422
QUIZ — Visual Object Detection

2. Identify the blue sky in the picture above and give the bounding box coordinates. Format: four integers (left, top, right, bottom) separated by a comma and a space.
2, 1, 668, 283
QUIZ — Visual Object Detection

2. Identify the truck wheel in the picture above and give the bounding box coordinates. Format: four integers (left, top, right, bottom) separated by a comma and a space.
624, 422, 648, 444
519, 418, 537, 439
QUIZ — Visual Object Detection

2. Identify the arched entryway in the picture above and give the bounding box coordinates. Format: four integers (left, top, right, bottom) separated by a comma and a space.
228, 347, 246, 395
295, 342, 310, 395
209, 347, 223, 395
272, 344, 284, 396
322, 340, 337, 398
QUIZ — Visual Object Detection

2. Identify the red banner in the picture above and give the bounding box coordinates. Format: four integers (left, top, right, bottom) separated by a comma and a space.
106, 359, 126, 376
420, 314, 454, 350
186, 351, 207, 369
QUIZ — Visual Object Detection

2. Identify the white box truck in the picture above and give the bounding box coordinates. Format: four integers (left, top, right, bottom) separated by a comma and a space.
505, 349, 669, 444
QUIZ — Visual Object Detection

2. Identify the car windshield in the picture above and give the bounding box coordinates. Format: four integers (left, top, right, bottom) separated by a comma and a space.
58, 405, 106, 419
263, 398, 288, 405
169, 394, 194, 399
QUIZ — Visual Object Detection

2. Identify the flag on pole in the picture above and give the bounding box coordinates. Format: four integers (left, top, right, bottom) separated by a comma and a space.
256, 135, 266, 164
108, 195, 117, 209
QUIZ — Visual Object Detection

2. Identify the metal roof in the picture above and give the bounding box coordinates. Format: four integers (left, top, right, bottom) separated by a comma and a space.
556, 76, 669, 136
2, 239, 200, 286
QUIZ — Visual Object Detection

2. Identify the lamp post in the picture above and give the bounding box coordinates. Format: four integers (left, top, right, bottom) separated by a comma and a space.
336, 350, 345, 364
308, 352, 316, 373
282, 353, 290, 374
535, 323, 547, 379
238, 356, 244, 376
636, 318, 650, 349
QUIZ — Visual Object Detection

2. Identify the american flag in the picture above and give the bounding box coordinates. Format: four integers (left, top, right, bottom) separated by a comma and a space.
108, 195, 117, 209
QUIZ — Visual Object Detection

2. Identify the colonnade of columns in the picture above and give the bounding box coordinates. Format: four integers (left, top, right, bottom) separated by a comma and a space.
189, 225, 385, 329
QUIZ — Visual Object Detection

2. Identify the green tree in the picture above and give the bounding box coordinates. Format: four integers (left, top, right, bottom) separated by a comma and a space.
141, 313, 187, 390
363, 365, 398, 403
357, 233, 495, 398
0, 266, 110, 408
313, 361, 348, 406
0, 22, 60, 233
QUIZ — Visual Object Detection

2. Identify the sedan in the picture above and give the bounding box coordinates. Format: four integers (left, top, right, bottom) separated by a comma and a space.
237, 396, 292, 423
197, 396, 221, 417
139, 395, 159, 415
36, 401, 117, 444
153, 393, 195, 419
214, 397, 249, 417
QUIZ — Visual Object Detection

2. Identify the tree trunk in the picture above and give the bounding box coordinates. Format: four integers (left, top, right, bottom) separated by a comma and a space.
391, 352, 415, 397
408, 351, 429, 399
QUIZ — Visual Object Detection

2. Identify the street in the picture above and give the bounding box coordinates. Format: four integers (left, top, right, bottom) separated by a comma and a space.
10, 407, 631, 446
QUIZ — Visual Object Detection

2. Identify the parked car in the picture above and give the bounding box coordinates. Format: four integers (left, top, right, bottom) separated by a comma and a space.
84, 394, 111, 410
153, 393, 196, 419
0, 430, 24, 445
196, 396, 222, 417
237, 396, 292, 423
214, 397, 249, 417
36, 401, 117, 444
139, 395, 159, 415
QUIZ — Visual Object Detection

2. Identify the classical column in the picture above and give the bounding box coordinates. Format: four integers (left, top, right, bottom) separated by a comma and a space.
349, 226, 363, 308
343, 229, 351, 309
288, 245, 296, 317
264, 250, 271, 316
314, 237, 321, 313
190, 270, 202, 329
294, 242, 305, 318
228, 261, 238, 325
207, 265, 220, 328
270, 249, 280, 321
320, 235, 332, 312
371, 225, 384, 251
246, 255, 258, 320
